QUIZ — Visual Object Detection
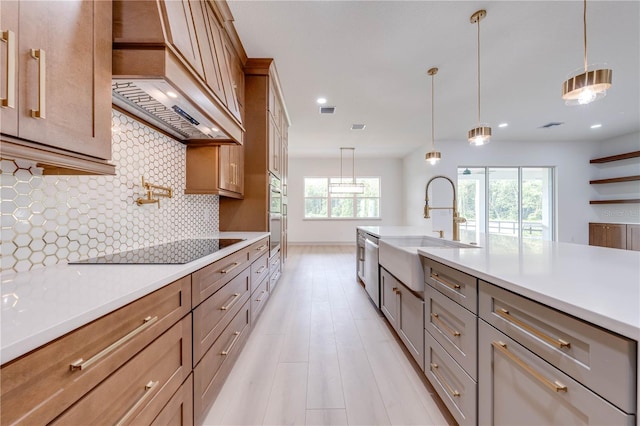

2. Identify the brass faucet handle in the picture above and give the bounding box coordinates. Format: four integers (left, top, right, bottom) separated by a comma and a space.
433, 230, 444, 238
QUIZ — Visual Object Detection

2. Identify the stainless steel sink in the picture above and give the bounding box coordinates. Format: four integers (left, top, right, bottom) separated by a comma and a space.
378, 236, 479, 293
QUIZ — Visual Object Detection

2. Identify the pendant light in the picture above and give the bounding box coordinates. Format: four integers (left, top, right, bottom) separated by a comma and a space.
562, 0, 612, 106
329, 147, 365, 194
468, 9, 491, 147
425, 67, 441, 165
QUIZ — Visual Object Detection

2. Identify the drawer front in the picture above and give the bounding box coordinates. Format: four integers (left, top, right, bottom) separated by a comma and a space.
250, 252, 269, 293
193, 267, 251, 366
423, 257, 477, 313
0, 277, 191, 426
194, 300, 251, 425
425, 331, 477, 426
479, 281, 636, 413
251, 274, 270, 324
425, 286, 478, 379
192, 247, 250, 307
248, 237, 270, 263
52, 315, 192, 425
269, 253, 281, 290
150, 373, 193, 426
478, 321, 634, 425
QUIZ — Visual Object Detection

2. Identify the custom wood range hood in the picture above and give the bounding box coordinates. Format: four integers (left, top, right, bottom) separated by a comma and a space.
112, 0, 244, 144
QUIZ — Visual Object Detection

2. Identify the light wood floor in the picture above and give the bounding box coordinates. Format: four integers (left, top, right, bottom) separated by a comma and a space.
203, 245, 454, 426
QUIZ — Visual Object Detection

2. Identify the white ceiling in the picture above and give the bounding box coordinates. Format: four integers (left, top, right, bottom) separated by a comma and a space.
228, 1, 640, 158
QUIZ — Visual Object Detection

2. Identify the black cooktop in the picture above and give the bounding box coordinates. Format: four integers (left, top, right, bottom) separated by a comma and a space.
71, 238, 245, 264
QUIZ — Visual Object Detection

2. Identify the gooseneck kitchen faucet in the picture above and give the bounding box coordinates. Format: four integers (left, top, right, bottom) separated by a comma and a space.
424, 175, 467, 241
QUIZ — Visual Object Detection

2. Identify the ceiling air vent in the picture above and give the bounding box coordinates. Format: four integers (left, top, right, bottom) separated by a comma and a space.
320, 106, 336, 114
351, 124, 366, 130
539, 121, 564, 128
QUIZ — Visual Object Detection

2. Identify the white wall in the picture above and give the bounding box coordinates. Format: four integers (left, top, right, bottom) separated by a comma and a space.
401, 136, 610, 244
590, 131, 640, 225
288, 157, 403, 243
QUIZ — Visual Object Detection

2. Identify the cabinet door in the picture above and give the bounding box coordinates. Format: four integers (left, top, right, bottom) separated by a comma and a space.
478, 321, 633, 425
14, 0, 111, 160
218, 145, 243, 195
222, 39, 242, 123
160, 0, 205, 79
627, 224, 640, 251
0, 1, 18, 136
268, 115, 281, 177
588, 223, 607, 247
606, 223, 627, 249
192, 1, 227, 103
397, 285, 424, 369
380, 269, 399, 329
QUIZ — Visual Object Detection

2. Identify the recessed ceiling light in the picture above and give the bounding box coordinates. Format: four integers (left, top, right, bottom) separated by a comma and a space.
211, 127, 220, 132
498, 123, 508, 128
166, 91, 178, 98
591, 124, 602, 129
317, 97, 327, 104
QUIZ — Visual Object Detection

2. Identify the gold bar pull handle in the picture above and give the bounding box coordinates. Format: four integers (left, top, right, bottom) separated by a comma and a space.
256, 290, 266, 303
30, 48, 45, 119
430, 363, 460, 397
255, 266, 266, 274
1, 30, 15, 108
221, 331, 241, 355
256, 244, 268, 252
70, 316, 158, 371
220, 261, 241, 274
495, 308, 570, 349
115, 380, 159, 426
430, 272, 461, 290
492, 341, 567, 393
431, 313, 461, 337
220, 293, 240, 311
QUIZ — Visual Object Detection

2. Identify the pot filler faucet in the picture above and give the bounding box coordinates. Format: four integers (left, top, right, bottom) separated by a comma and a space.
424, 175, 467, 241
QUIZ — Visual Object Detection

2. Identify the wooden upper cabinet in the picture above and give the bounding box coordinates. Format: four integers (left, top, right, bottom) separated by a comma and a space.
160, 0, 205, 79
192, 0, 227, 103
0, 0, 114, 175
185, 145, 243, 198
219, 145, 244, 195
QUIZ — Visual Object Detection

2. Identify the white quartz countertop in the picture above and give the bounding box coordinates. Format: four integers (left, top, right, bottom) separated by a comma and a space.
417, 234, 640, 341
0, 232, 269, 364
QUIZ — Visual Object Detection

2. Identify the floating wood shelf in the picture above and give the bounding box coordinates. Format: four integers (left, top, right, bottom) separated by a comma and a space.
590, 151, 640, 164
590, 175, 640, 184
589, 199, 640, 205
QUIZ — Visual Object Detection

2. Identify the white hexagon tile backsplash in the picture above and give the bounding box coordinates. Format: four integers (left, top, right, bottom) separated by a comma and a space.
1, 110, 219, 274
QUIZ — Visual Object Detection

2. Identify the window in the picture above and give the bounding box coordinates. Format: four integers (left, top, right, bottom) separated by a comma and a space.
457, 167, 554, 240
304, 177, 380, 219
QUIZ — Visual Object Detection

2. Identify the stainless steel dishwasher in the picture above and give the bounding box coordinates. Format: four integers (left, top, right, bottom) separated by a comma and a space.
364, 234, 380, 308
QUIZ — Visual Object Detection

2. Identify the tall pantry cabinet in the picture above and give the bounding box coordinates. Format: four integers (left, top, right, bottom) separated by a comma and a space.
219, 59, 289, 263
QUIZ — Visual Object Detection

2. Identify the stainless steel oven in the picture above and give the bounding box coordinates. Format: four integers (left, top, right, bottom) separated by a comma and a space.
269, 174, 282, 256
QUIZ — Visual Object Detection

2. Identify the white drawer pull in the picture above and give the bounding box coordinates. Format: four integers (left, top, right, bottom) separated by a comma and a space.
220, 293, 241, 311
70, 316, 158, 371
221, 331, 241, 355
115, 380, 159, 426
431, 313, 461, 337
430, 363, 460, 397
221, 261, 241, 274
430, 272, 461, 290
495, 308, 571, 349
493, 341, 568, 393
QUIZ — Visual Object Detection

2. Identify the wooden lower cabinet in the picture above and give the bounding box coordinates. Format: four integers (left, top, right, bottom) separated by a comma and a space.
627, 224, 640, 251
589, 222, 627, 249
478, 321, 633, 425
51, 315, 192, 425
194, 300, 251, 425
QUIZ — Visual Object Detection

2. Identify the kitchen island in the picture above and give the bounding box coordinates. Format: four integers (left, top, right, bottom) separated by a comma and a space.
361, 226, 639, 425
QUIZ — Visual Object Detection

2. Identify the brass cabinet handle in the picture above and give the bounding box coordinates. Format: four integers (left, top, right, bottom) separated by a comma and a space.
492, 341, 568, 393
1, 30, 15, 108
220, 293, 241, 311
431, 313, 461, 337
70, 316, 158, 371
495, 308, 570, 349
256, 290, 266, 303
115, 380, 159, 426
430, 272, 461, 290
256, 244, 268, 252
220, 261, 241, 274
255, 266, 266, 274
30, 48, 45, 118
429, 363, 460, 397
221, 331, 241, 355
